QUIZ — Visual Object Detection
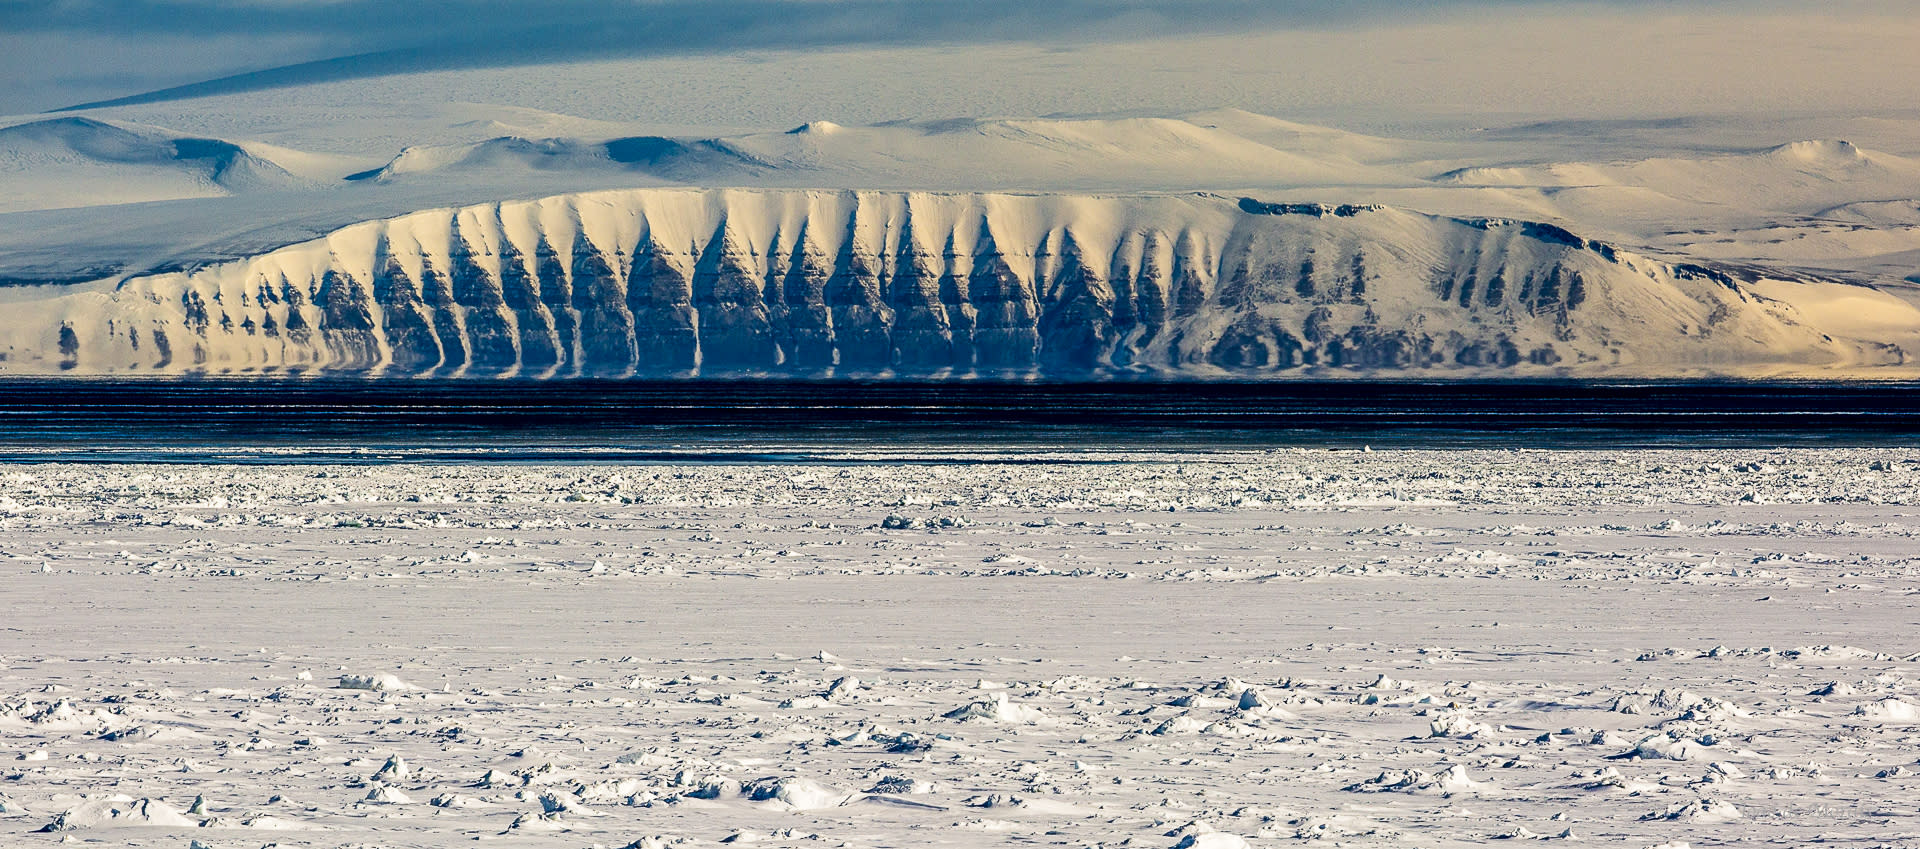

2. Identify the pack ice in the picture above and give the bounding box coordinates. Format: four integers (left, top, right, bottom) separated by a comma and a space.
3, 448, 1919, 848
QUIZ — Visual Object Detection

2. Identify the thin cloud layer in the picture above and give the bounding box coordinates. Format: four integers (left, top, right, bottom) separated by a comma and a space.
4, 0, 1578, 41
1, 0, 1807, 112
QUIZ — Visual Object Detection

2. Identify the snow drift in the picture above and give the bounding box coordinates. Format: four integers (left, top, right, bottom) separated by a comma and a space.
0, 117, 308, 213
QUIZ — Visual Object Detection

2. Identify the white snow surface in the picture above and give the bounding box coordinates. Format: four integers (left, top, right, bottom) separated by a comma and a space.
3, 449, 1920, 846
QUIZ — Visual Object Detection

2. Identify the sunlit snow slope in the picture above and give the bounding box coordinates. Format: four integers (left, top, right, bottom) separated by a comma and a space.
5, 189, 1915, 378
0, 117, 318, 213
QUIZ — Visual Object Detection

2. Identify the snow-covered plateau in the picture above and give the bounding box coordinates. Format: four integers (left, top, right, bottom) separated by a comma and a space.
6, 109, 1920, 379
2, 449, 1919, 848
16, 189, 1920, 378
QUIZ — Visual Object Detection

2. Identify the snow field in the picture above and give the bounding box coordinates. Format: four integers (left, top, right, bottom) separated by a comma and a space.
2, 449, 1919, 847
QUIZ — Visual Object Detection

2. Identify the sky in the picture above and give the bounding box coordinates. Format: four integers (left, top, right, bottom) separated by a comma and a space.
0, 0, 1898, 115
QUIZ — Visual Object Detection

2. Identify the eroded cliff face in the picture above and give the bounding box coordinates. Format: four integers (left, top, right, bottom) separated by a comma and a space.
0, 189, 1908, 377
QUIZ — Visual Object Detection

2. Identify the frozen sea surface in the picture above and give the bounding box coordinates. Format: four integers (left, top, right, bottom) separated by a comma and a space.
2, 450, 1919, 847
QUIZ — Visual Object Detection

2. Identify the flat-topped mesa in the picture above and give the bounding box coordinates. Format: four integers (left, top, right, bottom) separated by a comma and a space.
3, 189, 1914, 378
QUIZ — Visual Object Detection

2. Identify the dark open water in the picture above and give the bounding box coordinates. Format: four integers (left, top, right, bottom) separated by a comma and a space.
1, 378, 1917, 463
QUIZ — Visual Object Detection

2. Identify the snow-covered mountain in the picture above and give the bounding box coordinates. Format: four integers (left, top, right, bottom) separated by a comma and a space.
5, 188, 1915, 378
1434, 139, 1920, 227
0, 117, 330, 213
0, 111, 1457, 291
355, 113, 1414, 191
2, 104, 1919, 379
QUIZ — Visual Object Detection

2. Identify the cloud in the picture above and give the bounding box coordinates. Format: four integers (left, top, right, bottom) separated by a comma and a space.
3, 0, 1580, 59
0, 0, 1865, 111
2, 0, 1518, 42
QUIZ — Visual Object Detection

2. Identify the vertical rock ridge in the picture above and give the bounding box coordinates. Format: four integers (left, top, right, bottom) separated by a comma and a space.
370, 233, 442, 374
447, 216, 518, 376
826, 203, 891, 370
